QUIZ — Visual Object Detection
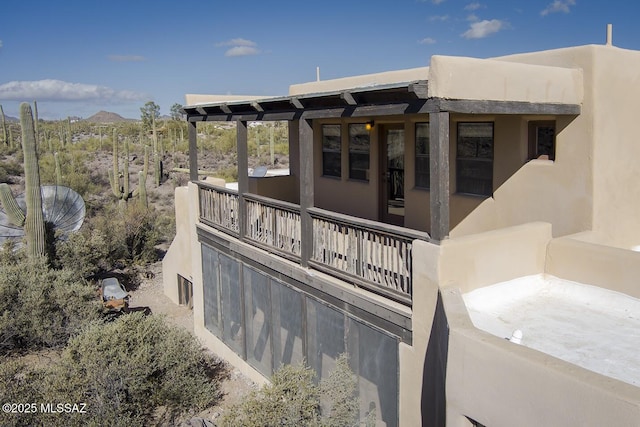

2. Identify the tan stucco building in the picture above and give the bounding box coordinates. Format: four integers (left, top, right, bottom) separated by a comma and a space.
164, 34, 640, 426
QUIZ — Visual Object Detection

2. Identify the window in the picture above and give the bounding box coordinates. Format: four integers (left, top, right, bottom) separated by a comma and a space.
177, 274, 193, 309
415, 122, 430, 189
456, 122, 493, 196
322, 124, 341, 177
348, 124, 370, 181
529, 121, 555, 160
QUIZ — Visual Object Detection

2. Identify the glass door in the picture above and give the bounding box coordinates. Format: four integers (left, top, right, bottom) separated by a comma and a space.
381, 125, 405, 226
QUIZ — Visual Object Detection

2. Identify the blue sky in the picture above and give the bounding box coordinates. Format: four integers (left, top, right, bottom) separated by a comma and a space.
0, 0, 638, 120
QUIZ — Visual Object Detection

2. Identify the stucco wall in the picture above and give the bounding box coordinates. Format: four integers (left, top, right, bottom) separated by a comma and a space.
248, 175, 299, 204
428, 54, 583, 104
442, 285, 640, 427
162, 186, 192, 305
438, 222, 551, 294
450, 48, 595, 238
489, 44, 640, 247
289, 67, 429, 96
546, 235, 640, 299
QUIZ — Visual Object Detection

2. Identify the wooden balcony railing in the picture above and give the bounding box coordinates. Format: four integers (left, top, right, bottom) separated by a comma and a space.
196, 181, 430, 305
244, 193, 301, 260
198, 181, 239, 236
308, 208, 429, 305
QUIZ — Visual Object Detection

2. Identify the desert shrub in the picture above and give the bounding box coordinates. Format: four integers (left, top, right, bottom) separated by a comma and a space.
319, 354, 360, 427
0, 257, 102, 354
0, 360, 48, 427
0, 157, 23, 183
220, 362, 321, 427
220, 354, 360, 427
42, 313, 219, 426
55, 224, 117, 278
56, 203, 164, 275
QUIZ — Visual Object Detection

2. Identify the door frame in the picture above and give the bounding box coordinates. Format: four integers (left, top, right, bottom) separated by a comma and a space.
379, 123, 406, 226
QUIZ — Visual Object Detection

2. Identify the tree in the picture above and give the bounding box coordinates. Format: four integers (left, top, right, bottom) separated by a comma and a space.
140, 101, 160, 132
170, 103, 184, 120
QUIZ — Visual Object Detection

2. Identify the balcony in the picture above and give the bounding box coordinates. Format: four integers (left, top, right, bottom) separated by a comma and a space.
197, 180, 430, 306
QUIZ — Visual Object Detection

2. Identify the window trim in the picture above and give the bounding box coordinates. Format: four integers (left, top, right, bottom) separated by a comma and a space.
348, 123, 370, 181
455, 121, 494, 197
321, 124, 342, 178
415, 122, 430, 190
528, 120, 556, 161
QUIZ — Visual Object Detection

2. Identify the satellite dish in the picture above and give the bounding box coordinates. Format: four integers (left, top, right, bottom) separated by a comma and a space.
0, 185, 86, 244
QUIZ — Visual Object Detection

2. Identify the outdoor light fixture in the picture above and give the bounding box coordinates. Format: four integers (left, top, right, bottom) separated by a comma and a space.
365, 121, 375, 131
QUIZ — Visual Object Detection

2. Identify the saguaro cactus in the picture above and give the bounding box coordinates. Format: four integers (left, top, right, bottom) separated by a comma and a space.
21, 103, 46, 258
0, 103, 47, 258
108, 131, 148, 208
0, 105, 8, 146
54, 152, 63, 185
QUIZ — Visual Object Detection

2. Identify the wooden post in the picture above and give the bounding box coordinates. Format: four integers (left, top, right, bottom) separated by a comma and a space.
429, 111, 450, 242
298, 119, 314, 267
188, 120, 198, 182
237, 120, 249, 241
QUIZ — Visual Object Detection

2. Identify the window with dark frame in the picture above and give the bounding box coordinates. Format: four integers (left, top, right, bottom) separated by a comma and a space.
456, 122, 494, 197
415, 122, 430, 189
348, 124, 370, 181
528, 121, 556, 160
322, 124, 341, 177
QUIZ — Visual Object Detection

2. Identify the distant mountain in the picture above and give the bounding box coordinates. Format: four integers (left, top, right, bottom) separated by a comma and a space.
2, 115, 19, 123
84, 111, 136, 123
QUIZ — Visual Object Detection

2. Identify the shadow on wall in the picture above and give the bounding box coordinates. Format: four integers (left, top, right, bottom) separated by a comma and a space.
422, 292, 449, 427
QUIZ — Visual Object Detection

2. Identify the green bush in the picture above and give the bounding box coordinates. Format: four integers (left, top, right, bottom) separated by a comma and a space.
220, 354, 360, 427
42, 313, 219, 426
0, 359, 48, 427
0, 257, 102, 354
56, 203, 166, 276
0, 157, 22, 183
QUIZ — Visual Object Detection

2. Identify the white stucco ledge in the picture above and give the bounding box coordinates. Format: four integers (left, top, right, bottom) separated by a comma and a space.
428, 55, 583, 104
184, 94, 276, 106
289, 67, 429, 96
463, 274, 640, 387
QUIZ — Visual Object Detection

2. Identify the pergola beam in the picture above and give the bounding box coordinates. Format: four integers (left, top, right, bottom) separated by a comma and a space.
340, 91, 357, 105
251, 101, 264, 112
290, 97, 304, 109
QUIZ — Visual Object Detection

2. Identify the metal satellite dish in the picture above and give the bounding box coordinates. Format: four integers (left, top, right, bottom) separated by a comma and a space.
0, 185, 86, 244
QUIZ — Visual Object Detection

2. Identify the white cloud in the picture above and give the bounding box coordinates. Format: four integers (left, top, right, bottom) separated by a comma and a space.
0, 79, 146, 103
216, 38, 257, 47
462, 19, 507, 39
541, 0, 575, 16
467, 13, 479, 22
216, 38, 261, 57
464, 2, 482, 11
419, 37, 436, 45
224, 46, 260, 57
108, 55, 147, 62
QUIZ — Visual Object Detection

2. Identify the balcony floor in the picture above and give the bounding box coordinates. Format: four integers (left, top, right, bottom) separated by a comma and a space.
463, 274, 640, 387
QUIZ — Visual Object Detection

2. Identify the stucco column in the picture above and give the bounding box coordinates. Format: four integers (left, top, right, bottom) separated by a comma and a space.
237, 120, 249, 240
429, 111, 450, 242
298, 118, 314, 267
188, 120, 198, 182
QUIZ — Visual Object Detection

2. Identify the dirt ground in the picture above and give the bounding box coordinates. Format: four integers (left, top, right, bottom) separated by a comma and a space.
127, 260, 257, 426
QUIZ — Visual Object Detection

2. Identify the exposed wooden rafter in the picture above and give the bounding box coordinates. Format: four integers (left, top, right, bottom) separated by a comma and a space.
290, 97, 304, 109
340, 91, 357, 105
251, 101, 264, 112
408, 82, 428, 98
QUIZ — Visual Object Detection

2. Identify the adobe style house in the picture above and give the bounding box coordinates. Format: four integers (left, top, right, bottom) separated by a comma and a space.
164, 31, 640, 426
